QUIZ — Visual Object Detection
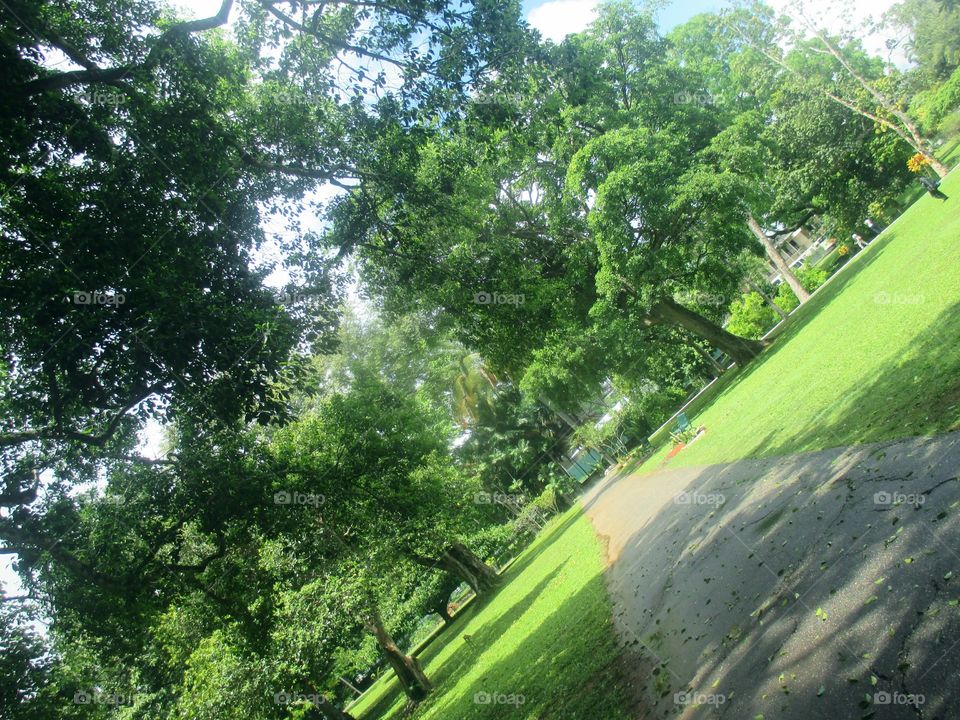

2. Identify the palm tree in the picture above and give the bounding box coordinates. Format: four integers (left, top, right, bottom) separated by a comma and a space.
452, 353, 498, 427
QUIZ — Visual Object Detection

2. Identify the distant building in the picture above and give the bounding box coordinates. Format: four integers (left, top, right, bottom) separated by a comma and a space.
767, 226, 826, 285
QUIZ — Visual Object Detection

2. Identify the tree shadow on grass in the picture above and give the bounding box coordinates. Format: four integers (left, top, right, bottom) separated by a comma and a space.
645, 296, 960, 477
406, 566, 635, 720
358, 563, 567, 720
734, 299, 960, 462
357, 511, 582, 720
416, 562, 567, 689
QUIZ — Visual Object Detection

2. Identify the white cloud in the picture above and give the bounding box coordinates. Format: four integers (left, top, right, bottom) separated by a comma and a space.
527, 0, 599, 42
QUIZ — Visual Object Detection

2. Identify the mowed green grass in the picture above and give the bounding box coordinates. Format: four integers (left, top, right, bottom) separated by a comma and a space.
349, 509, 633, 720
641, 168, 960, 471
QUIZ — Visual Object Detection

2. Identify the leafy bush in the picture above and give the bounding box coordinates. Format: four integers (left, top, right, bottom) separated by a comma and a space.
532, 485, 560, 515
798, 266, 830, 291
669, 425, 698, 445
773, 266, 831, 312
513, 503, 548, 536
512, 486, 567, 536
939, 108, 960, 139
912, 66, 960, 134
727, 292, 779, 339
616, 400, 654, 442
774, 282, 801, 313
466, 523, 517, 566
634, 384, 687, 428
546, 468, 578, 497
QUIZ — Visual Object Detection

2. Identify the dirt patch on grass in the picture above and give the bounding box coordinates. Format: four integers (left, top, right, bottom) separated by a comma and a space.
595, 530, 616, 565
535, 645, 656, 720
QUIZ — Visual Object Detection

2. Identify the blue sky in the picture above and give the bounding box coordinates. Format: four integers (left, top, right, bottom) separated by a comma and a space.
171, 0, 900, 58
522, 0, 726, 40
173, 0, 729, 35
519, 0, 904, 66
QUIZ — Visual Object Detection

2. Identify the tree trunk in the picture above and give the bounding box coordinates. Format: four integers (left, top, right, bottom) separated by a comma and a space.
689, 341, 726, 378
434, 603, 453, 624
647, 297, 765, 366
338, 676, 363, 697
747, 216, 810, 305
320, 522, 429, 704
442, 543, 500, 597
362, 605, 432, 702
924, 153, 950, 179
746, 278, 787, 320
410, 544, 501, 599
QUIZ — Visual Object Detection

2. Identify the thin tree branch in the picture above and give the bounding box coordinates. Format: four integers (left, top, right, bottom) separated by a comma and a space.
258, 1, 418, 74
20, 0, 234, 96
720, 14, 925, 155
0, 381, 165, 449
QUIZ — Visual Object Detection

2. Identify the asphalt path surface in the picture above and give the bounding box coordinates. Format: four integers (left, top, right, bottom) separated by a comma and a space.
582, 432, 960, 719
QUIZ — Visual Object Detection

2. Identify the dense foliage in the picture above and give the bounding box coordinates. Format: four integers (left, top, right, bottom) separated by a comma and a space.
1, 0, 955, 718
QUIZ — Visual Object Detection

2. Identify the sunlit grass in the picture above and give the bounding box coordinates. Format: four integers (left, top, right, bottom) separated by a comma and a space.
638, 166, 960, 472
350, 508, 633, 720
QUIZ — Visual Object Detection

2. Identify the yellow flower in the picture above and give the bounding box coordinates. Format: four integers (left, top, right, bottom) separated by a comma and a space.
907, 153, 930, 173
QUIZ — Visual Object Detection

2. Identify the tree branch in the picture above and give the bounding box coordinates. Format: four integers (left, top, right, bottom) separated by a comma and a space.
0, 469, 39, 508
765, 209, 817, 238
20, 0, 234, 96
720, 14, 925, 155
237, 147, 359, 189
0, 381, 165, 449
258, 1, 418, 73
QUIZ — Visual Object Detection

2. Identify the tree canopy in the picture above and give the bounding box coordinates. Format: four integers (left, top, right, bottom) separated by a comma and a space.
2, 0, 954, 717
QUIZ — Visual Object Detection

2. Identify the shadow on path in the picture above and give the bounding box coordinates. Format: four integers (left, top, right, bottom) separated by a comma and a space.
586, 431, 960, 719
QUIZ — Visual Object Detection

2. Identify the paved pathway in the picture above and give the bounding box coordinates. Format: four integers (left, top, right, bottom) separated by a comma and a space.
582, 432, 960, 719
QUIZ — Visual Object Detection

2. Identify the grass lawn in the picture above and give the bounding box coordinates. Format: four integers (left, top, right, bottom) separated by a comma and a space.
348, 508, 635, 720
812, 245, 848, 274
638, 165, 960, 472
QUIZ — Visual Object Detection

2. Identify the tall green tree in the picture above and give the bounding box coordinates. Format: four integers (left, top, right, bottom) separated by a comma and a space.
723, 1, 950, 177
